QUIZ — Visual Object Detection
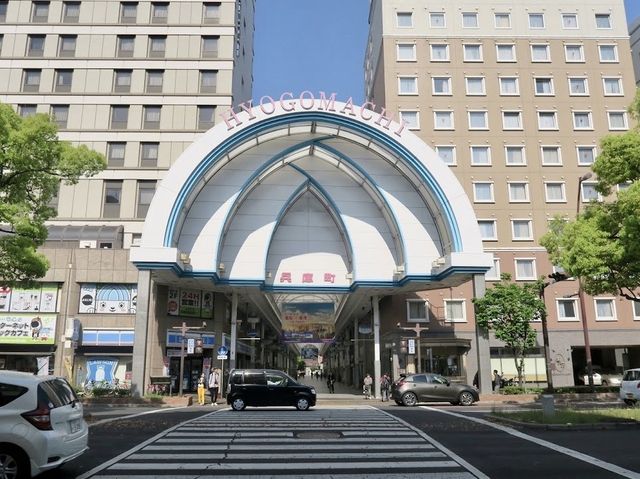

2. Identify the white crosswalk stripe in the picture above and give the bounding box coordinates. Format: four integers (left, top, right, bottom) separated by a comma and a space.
88, 408, 482, 478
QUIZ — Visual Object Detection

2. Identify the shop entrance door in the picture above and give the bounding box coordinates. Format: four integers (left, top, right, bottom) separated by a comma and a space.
169, 356, 203, 392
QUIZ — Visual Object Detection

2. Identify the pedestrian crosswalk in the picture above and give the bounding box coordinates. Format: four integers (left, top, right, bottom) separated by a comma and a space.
87, 407, 484, 478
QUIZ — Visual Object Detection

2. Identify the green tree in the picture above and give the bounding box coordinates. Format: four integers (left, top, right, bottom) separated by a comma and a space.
473, 274, 546, 387
0, 104, 105, 285
541, 89, 640, 302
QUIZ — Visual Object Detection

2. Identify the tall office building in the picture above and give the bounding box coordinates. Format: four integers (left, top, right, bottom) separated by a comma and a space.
0, 0, 254, 380
366, 0, 639, 385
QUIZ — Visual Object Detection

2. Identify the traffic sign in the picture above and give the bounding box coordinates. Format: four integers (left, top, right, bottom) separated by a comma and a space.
217, 345, 228, 356
217, 354, 228, 360
408, 338, 415, 355
187, 338, 195, 354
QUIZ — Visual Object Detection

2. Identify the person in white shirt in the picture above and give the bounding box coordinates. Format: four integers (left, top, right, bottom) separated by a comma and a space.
208, 369, 220, 404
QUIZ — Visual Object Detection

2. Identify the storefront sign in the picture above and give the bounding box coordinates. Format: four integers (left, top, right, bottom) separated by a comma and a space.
167, 288, 214, 318
85, 357, 118, 384
0, 314, 57, 344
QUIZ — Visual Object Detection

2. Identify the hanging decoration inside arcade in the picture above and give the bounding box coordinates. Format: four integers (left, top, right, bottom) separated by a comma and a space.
167, 288, 214, 319
281, 302, 335, 343
79, 284, 137, 314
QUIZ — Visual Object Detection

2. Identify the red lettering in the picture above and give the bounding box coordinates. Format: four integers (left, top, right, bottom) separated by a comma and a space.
323, 273, 335, 283
280, 272, 292, 283
302, 273, 314, 283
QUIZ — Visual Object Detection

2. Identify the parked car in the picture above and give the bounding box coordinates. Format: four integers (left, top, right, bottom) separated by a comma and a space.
226, 369, 316, 411
391, 373, 479, 406
619, 368, 640, 406
581, 367, 623, 386
0, 370, 88, 478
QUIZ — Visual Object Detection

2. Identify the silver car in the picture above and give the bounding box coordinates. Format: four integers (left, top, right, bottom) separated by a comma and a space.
391, 373, 479, 406
619, 368, 640, 406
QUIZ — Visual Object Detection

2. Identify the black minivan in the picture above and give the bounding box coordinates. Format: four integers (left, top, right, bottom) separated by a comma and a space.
226, 369, 316, 411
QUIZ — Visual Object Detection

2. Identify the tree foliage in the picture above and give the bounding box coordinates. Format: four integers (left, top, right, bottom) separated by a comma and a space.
0, 103, 105, 285
473, 274, 545, 386
540, 90, 640, 302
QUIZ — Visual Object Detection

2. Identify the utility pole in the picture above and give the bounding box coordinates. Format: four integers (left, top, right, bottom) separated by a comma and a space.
172, 321, 207, 396
397, 321, 429, 373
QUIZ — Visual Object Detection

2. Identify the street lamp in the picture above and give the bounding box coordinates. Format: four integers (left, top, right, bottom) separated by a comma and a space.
576, 172, 595, 392
171, 321, 207, 396
397, 321, 429, 373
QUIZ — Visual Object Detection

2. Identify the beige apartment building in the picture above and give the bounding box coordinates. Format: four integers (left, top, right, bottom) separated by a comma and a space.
365, 0, 640, 386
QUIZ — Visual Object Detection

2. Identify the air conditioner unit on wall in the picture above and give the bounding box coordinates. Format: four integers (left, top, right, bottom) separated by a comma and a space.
79, 240, 97, 249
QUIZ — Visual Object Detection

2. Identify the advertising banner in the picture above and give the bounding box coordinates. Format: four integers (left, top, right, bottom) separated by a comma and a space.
0, 314, 57, 344
167, 288, 214, 318
85, 357, 118, 384
179, 289, 201, 317
0, 283, 59, 313
281, 302, 335, 343
300, 343, 321, 367
79, 284, 137, 314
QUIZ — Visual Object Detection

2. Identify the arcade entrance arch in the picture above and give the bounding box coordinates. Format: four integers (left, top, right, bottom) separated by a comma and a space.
130, 93, 493, 397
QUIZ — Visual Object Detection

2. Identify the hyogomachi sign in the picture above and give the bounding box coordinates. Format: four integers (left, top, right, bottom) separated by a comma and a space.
221, 91, 408, 137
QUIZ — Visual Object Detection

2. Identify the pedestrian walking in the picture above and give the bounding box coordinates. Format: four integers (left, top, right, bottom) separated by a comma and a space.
363, 373, 373, 399
472, 371, 479, 389
208, 368, 220, 405
197, 373, 206, 405
492, 369, 502, 392
326, 372, 335, 393
380, 373, 391, 401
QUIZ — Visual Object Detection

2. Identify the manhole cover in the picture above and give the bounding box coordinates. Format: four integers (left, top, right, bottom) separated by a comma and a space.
295, 431, 342, 439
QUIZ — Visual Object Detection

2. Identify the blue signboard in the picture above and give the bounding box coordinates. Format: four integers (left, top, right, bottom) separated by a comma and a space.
85, 357, 118, 384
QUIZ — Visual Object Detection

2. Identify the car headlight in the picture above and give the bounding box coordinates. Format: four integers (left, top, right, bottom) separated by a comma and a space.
310, 388, 316, 394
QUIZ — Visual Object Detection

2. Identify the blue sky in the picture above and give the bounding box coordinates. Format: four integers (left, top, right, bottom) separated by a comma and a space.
254, 0, 640, 104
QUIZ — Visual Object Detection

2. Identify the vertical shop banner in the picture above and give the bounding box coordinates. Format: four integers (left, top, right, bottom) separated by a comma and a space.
0, 314, 57, 344
39, 284, 59, 312
85, 358, 119, 384
201, 291, 214, 318
281, 302, 335, 343
179, 289, 202, 317
167, 288, 179, 316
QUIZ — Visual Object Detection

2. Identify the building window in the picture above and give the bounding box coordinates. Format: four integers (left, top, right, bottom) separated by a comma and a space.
486, 258, 501, 281
32, 1, 50, 22
512, 221, 533, 241
396, 43, 416, 61
545, 182, 566, 202
429, 12, 445, 28
528, 13, 545, 29
603, 77, 623, 96
143, 106, 161, 129
430, 44, 449, 61
58, 35, 77, 57
110, 105, 129, 129
54, 69, 73, 92
633, 301, 640, 321
595, 13, 611, 29
465, 76, 485, 95
499, 77, 519, 95
151, 2, 168, 23
398, 111, 419, 130
594, 298, 616, 321
463, 44, 482, 62
148, 36, 166, 58
508, 182, 530, 202
396, 12, 413, 28
444, 300, 466, 323
538, 111, 558, 130
50, 105, 69, 129
432, 76, 451, 95
462, 12, 478, 28
568, 77, 588, 96
140, 142, 159, 167
530, 44, 550, 62
608, 111, 628, 130
200, 70, 217, 93
113, 70, 132, 93
577, 146, 596, 166
478, 220, 497, 240
146, 70, 164, 93
117, 35, 135, 57
599, 44, 618, 62
557, 299, 579, 321
433, 111, 453, 130
496, 44, 516, 62
62, 1, 80, 22
502, 112, 523, 131
515, 258, 536, 280
203, 2, 220, 24
494, 13, 511, 28
120, 2, 137, 23
473, 182, 494, 202
581, 181, 601, 202
406, 299, 428, 322
470, 146, 491, 166
27, 34, 45, 57
468, 111, 488, 130
136, 181, 156, 218
541, 146, 562, 166
505, 145, 526, 166
201, 36, 219, 58
398, 76, 418, 95
22, 69, 41, 92
103, 181, 122, 218
107, 142, 126, 167
534, 77, 554, 95
0, 1, 7, 22
562, 13, 578, 29
435, 146, 455, 165
198, 106, 215, 130
565, 44, 584, 62
18, 105, 37, 117
572, 111, 593, 130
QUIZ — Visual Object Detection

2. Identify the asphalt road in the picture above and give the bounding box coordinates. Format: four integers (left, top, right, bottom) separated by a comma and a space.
44, 403, 640, 479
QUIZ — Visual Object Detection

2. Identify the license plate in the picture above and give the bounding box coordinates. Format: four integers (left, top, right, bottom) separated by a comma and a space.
70, 419, 82, 433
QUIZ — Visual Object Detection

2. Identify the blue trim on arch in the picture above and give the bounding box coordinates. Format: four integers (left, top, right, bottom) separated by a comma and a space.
163, 111, 463, 251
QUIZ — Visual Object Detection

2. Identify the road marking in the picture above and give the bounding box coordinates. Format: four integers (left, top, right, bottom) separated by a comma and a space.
127, 451, 446, 460
108, 460, 461, 470
421, 406, 640, 479
92, 474, 476, 479
87, 406, 191, 428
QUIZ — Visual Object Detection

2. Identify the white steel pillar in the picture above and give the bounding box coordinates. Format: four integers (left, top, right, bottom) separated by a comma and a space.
373, 296, 381, 399
230, 292, 238, 370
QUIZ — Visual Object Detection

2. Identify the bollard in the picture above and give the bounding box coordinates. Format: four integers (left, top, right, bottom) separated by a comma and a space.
540, 394, 555, 418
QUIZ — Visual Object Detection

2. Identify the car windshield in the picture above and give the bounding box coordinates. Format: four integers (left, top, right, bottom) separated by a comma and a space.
266, 372, 288, 386
623, 370, 640, 381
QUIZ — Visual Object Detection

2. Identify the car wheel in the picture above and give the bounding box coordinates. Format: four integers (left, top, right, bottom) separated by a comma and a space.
295, 397, 310, 411
0, 446, 28, 479
458, 391, 475, 406
623, 399, 637, 406
394, 400, 403, 406
231, 397, 246, 411
401, 392, 418, 407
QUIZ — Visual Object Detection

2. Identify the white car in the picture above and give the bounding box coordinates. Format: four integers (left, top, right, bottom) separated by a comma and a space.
619, 368, 640, 406
0, 371, 88, 478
